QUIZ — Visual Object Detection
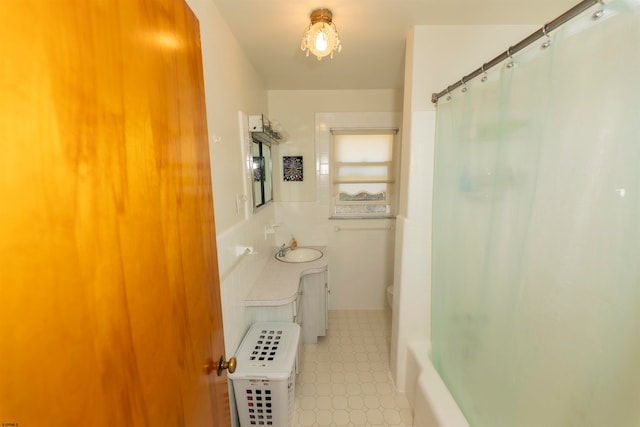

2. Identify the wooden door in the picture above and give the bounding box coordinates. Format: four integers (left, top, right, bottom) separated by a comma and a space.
0, 1, 231, 426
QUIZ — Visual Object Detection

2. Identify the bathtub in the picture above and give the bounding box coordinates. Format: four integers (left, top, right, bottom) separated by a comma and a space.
406, 341, 470, 427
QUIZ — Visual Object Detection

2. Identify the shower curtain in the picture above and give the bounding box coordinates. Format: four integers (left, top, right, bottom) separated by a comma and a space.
431, 1, 640, 426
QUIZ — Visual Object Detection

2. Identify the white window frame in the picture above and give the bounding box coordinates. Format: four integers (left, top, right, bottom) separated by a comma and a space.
329, 128, 400, 218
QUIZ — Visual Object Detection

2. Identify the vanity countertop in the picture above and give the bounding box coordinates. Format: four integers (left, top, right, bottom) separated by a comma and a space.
244, 246, 328, 307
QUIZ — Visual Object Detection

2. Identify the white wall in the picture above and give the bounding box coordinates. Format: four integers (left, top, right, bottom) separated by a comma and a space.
268, 91, 402, 309
269, 90, 402, 205
183, 2, 283, 425
184, 0, 278, 358
408, 25, 537, 113
392, 24, 537, 392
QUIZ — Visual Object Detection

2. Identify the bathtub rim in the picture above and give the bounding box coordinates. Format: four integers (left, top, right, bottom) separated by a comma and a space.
406, 340, 470, 427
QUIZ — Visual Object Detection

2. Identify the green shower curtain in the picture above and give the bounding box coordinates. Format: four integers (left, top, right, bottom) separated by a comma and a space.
431, 1, 640, 426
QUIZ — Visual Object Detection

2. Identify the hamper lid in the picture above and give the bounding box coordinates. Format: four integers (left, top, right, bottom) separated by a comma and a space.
228, 322, 300, 377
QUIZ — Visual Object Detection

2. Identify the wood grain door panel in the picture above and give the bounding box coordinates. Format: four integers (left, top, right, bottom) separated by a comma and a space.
0, 1, 230, 425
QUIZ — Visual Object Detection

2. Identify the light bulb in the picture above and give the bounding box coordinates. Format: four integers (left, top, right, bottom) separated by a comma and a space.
315, 31, 328, 52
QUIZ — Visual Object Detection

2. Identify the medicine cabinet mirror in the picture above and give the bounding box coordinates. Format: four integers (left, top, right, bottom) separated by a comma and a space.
252, 137, 273, 211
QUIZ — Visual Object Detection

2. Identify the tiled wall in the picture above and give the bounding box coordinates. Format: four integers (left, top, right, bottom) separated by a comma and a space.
185, 0, 273, 356
273, 111, 402, 310
216, 205, 277, 356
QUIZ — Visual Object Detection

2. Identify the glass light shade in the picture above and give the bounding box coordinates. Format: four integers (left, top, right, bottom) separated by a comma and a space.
300, 12, 341, 60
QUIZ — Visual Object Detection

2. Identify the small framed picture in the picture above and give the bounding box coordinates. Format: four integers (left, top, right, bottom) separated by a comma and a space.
283, 156, 303, 181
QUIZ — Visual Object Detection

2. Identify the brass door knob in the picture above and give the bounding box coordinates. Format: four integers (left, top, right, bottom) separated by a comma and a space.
204, 356, 237, 376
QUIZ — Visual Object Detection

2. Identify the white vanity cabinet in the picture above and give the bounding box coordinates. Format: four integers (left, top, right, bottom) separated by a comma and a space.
244, 246, 329, 370
247, 270, 328, 344
300, 271, 328, 344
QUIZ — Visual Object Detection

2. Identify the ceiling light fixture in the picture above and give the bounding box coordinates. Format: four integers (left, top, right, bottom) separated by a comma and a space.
300, 8, 342, 60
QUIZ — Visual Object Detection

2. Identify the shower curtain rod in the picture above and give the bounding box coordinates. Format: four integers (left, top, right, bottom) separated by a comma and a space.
431, 0, 600, 103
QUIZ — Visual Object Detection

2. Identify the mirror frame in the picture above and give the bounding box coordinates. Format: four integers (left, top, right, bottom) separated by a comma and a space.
251, 135, 273, 212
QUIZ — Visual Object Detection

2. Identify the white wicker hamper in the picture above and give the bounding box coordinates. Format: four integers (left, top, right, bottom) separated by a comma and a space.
228, 322, 300, 427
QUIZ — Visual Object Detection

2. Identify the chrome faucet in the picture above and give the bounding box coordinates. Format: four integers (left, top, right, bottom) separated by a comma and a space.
278, 243, 292, 257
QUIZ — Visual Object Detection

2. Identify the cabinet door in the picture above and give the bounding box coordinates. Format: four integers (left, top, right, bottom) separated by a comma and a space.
301, 272, 328, 344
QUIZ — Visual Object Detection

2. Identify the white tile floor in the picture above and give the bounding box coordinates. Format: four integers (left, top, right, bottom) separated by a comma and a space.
293, 310, 412, 427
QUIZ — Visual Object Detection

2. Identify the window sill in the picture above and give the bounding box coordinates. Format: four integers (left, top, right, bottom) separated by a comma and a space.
328, 216, 396, 220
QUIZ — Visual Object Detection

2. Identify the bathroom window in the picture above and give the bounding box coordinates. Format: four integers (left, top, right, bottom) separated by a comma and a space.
330, 129, 399, 218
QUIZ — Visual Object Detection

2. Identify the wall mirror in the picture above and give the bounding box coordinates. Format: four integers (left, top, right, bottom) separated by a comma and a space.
252, 137, 273, 211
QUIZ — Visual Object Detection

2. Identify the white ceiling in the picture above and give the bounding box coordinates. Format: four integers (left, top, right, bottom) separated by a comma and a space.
211, 0, 579, 90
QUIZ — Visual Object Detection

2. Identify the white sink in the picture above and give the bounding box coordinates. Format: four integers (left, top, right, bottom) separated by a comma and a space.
275, 247, 323, 263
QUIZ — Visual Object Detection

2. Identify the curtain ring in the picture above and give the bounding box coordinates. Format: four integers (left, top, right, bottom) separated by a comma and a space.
506, 47, 515, 68
592, 0, 605, 19
461, 76, 468, 93
446, 87, 452, 101
481, 64, 488, 82
541, 24, 552, 49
